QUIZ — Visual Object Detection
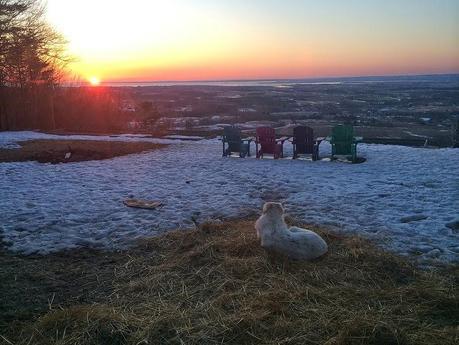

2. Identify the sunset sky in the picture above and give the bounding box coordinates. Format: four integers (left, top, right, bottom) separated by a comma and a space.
46, 0, 459, 82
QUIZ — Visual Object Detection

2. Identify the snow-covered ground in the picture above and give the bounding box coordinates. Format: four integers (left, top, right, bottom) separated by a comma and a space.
0, 131, 458, 264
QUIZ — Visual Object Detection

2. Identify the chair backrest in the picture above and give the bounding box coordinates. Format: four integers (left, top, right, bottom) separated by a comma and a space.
332, 124, 354, 154
293, 126, 314, 154
223, 126, 242, 152
256, 127, 276, 153
332, 124, 354, 142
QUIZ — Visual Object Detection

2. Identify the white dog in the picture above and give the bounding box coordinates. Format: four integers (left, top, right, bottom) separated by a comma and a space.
255, 202, 328, 260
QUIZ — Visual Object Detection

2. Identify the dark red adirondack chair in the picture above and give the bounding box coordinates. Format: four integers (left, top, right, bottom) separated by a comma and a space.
255, 127, 287, 159
290, 125, 321, 160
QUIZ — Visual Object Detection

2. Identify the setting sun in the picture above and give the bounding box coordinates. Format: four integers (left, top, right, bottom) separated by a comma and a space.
88, 76, 100, 86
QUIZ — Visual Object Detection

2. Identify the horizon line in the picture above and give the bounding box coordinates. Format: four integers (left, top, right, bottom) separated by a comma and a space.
67, 72, 459, 85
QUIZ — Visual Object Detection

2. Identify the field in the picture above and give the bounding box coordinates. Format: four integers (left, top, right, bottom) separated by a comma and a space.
124, 76, 459, 147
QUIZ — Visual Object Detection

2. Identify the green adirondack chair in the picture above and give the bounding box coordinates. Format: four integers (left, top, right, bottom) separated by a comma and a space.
328, 125, 362, 162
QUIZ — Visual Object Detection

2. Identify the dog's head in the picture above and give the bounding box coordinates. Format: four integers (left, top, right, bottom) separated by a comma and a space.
262, 202, 284, 217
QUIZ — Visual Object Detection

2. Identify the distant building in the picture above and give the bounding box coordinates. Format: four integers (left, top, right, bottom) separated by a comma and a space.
175, 105, 193, 112
127, 121, 142, 129
238, 108, 256, 113
419, 117, 432, 125
121, 101, 136, 112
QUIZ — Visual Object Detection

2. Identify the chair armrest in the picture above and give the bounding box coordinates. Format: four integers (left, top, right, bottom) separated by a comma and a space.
325, 136, 332, 142
315, 137, 325, 143
354, 136, 363, 142
276, 136, 290, 143
242, 136, 255, 142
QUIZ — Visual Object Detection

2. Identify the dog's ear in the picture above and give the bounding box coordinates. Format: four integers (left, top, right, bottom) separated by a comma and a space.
274, 202, 285, 214
262, 202, 270, 214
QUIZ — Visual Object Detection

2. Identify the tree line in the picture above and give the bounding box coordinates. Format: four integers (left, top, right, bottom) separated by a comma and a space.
0, 0, 126, 132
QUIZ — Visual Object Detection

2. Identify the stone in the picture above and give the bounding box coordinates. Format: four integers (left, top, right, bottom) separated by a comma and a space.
400, 215, 428, 223
426, 249, 441, 258
445, 220, 459, 233
413, 245, 434, 254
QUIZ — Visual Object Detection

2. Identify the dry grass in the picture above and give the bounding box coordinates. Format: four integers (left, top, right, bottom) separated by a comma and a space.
0, 139, 165, 164
1, 219, 458, 345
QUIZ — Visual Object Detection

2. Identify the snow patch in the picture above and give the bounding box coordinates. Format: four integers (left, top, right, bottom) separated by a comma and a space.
0, 131, 458, 264
163, 135, 205, 141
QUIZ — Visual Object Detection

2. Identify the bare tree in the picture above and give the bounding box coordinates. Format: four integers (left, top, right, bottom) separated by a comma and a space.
0, 0, 70, 130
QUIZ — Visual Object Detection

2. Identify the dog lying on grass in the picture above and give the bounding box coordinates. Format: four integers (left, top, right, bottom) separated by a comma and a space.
255, 202, 328, 260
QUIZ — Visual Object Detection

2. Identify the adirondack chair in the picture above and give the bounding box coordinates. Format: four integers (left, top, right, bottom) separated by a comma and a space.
255, 127, 288, 159
222, 126, 253, 157
290, 126, 322, 160
328, 124, 362, 162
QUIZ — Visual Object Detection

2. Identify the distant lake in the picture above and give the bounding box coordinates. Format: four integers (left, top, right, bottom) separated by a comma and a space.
99, 80, 342, 87
96, 74, 459, 88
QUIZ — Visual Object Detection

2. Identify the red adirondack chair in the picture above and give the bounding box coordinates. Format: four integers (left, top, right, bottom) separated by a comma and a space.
255, 127, 288, 159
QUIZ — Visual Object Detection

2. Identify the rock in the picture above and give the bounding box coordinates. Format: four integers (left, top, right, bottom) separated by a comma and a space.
400, 215, 428, 223
412, 245, 434, 254
426, 249, 441, 258
75, 239, 95, 247
123, 199, 164, 210
445, 220, 459, 233
438, 228, 451, 236
1, 236, 12, 246
94, 233, 106, 241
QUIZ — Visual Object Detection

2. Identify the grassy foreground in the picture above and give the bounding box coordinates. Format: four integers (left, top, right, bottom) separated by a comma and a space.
1, 219, 458, 345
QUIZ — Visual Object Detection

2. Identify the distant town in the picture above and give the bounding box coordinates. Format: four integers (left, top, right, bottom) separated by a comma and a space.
119, 75, 459, 147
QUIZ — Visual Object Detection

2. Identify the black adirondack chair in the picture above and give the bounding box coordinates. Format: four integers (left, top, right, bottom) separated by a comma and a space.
290, 126, 321, 160
222, 126, 253, 157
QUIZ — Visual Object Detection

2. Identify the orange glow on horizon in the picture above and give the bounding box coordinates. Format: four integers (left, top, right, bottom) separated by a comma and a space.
47, 0, 459, 82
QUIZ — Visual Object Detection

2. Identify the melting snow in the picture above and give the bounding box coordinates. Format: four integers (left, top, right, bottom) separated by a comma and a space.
0, 131, 458, 264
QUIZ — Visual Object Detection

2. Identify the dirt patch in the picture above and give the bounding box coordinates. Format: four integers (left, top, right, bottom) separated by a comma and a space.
0, 139, 165, 164
0, 220, 457, 345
